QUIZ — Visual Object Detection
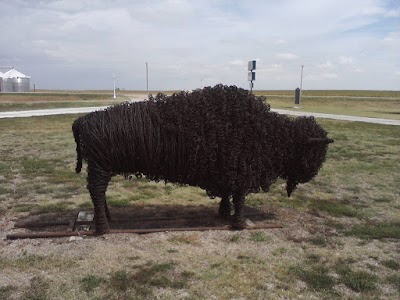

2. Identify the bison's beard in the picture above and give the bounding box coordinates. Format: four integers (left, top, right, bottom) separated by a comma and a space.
286, 180, 298, 197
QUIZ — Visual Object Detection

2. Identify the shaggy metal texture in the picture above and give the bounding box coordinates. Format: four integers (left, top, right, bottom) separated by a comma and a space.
73, 84, 333, 234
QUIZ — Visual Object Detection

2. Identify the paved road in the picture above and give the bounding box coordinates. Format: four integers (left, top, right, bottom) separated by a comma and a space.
272, 109, 400, 126
1, 104, 399, 126
0, 106, 110, 119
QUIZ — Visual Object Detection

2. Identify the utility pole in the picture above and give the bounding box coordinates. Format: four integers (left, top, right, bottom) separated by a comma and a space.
113, 74, 116, 99
300, 65, 304, 102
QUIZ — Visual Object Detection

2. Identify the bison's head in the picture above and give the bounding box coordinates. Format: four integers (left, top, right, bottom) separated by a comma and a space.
284, 117, 334, 197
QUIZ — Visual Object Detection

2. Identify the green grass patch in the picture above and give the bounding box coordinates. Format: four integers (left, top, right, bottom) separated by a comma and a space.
386, 274, 400, 291
335, 263, 378, 292
256, 91, 400, 120
13, 203, 39, 213
309, 235, 328, 247
0, 252, 76, 270
309, 199, 360, 218
107, 196, 131, 207
381, 259, 400, 270
272, 247, 287, 256
167, 249, 179, 253
237, 255, 264, 265
22, 276, 49, 300
229, 233, 242, 243
0, 162, 10, 173
109, 270, 130, 292
132, 261, 189, 290
106, 261, 191, 298
20, 157, 56, 176
0, 285, 14, 300
290, 258, 379, 294
306, 254, 321, 263
345, 222, 400, 239
0, 186, 10, 194
289, 264, 336, 292
80, 274, 104, 293
12, 201, 75, 214
78, 201, 93, 209
34, 201, 75, 214
249, 231, 271, 242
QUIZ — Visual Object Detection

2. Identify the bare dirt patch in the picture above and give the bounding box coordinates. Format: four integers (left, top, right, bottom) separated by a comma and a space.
7, 204, 278, 234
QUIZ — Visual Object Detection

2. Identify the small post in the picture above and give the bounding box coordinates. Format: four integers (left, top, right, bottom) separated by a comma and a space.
294, 87, 300, 107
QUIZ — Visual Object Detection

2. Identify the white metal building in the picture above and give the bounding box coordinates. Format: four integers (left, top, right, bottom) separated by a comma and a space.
0, 68, 31, 92
0, 71, 4, 92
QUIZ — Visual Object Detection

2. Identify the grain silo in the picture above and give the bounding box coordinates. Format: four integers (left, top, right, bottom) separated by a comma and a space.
2, 68, 31, 92
0, 71, 4, 92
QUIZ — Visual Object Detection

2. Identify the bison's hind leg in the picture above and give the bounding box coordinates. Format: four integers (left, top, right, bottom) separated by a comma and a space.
218, 194, 232, 219
105, 201, 112, 222
87, 164, 112, 235
231, 192, 246, 230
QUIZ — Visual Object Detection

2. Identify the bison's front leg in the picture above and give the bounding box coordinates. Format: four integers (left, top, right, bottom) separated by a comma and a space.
87, 163, 112, 235
218, 194, 231, 219
232, 192, 246, 229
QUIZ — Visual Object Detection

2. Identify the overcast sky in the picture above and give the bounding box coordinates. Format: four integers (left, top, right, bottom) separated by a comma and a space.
1, 0, 399, 91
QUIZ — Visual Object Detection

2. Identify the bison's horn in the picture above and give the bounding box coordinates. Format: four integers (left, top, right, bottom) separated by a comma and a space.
307, 138, 334, 144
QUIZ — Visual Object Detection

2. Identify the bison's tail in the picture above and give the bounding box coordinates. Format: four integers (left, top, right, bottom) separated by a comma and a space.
72, 120, 83, 173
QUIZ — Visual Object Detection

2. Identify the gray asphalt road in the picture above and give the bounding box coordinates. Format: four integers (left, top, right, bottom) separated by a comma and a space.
0, 106, 110, 119
1, 105, 399, 126
272, 109, 400, 126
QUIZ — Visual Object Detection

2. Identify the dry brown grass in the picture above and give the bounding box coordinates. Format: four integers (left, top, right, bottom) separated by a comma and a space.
0, 105, 399, 299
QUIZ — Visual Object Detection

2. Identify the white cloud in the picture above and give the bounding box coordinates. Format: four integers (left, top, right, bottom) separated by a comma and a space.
323, 73, 339, 79
273, 39, 286, 45
352, 68, 363, 73
317, 61, 335, 69
339, 56, 354, 65
306, 72, 338, 82
275, 53, 298, 60
385, 9, 400, 17
229, 60, 246, 66
0, 0, 399, 90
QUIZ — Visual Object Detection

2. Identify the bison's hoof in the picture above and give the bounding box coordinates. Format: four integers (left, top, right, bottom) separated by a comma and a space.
218, 208, 231, 219
231, 219, 247, 230
95, 226, 110, 235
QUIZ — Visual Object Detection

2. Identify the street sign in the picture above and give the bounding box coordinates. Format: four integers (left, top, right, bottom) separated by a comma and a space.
248, 60, 256, 71
248, 71, 256, 81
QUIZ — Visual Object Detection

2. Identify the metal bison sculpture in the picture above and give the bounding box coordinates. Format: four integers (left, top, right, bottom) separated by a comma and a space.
72, 84, 333, 234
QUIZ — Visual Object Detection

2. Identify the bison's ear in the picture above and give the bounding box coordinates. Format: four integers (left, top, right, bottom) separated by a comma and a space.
306, 138, 334, 144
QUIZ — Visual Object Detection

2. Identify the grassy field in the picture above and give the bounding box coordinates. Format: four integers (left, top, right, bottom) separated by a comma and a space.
0, 105, 399, 299
1, 90, 399, 121
254, 91, 400, 120
0, 92, 141, 112
256, 90, 400, 97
